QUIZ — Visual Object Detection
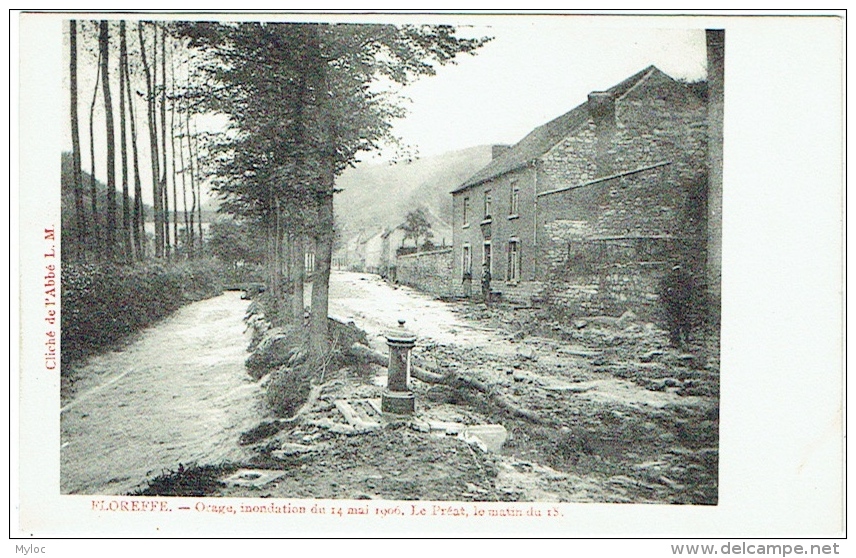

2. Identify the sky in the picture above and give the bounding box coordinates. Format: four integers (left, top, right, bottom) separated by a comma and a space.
58, 15, 708, 206
378, 21, 706, 161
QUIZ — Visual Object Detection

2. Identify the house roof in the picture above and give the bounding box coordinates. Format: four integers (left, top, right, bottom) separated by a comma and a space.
452, 65, 661, 194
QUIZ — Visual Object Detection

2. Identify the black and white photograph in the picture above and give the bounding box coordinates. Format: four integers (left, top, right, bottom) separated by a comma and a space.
13, 10, 844, 541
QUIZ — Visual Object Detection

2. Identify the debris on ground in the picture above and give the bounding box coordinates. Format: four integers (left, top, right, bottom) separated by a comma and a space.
134, 284, 718, 505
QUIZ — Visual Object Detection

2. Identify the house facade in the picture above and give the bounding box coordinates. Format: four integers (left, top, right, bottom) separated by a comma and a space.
451, 66, 709, 319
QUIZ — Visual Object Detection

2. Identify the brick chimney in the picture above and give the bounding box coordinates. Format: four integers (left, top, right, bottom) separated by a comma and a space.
491, 144, 511, 160
588, 91, 616, 176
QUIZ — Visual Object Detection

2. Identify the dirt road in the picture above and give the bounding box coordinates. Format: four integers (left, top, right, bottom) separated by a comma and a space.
61, 292, 263, 495
327, 272, 701, 410
327, 271, 512, 354
64, 273, 718, 503
303, 272, 720, 504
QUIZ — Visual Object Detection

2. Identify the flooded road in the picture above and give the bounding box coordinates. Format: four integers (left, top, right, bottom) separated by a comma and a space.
327, 271, 514, 355
61, 291, 264, 495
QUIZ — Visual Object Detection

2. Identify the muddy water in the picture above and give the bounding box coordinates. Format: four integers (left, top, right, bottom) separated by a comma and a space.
61, 291, 264, 495
327, 271, 515, 355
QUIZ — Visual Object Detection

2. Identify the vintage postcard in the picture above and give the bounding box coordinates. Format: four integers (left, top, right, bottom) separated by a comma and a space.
12, 10, 845, 541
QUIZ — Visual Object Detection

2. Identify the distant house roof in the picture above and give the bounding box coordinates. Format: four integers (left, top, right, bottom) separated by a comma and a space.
452, 66, 662, 194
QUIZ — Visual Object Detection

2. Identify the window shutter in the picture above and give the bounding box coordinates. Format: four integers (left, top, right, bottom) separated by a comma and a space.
506, 242, 511, 281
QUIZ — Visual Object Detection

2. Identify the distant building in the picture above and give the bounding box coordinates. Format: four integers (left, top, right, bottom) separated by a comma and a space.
451, 66, 709, 318
336, 212, 453, 277
363, 229, 386, 273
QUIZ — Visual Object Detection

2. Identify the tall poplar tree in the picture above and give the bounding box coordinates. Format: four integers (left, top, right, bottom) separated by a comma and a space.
88, 22, 102, 259
99, 20, 117, 260
69, 20, 87, 260
139, 22, 163, 257
118, 21, 132, 261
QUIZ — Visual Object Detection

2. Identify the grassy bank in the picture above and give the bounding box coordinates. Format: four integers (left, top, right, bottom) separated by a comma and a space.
61, 258, 226, 370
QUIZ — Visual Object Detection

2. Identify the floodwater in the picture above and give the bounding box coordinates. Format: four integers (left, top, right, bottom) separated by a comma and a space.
327, 271, 514, 354
60, 291, 264, 495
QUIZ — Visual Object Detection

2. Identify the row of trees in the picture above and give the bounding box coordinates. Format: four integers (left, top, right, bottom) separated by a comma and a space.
175, 22, 488, 356
67, 20, 208, 263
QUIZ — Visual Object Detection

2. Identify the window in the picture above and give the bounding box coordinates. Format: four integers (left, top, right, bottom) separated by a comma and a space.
507, 240, 521, 282
483, 190, 492, 220
509, 184, 520, 217
462, 197, 470, 226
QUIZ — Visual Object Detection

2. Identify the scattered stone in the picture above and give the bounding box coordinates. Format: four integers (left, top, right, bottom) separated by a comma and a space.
222, 469, 286, 488
426, 385, 460, 404
639, 350, 665, 363
560, 348, 601, 358
668, 446, 695, 456
633, 460, 667, 470
334, 400, 382, 430
607, 475, 640, 488
542, 383, 593, 393
272, 443, 317, 459
516, 346, 537, 361
427, 420, 464, 436
658, 475, 686, 490
410, 419, 431, 433
647, 380, 667, 392
616, 310, 638, 328
460, 424, 508, 452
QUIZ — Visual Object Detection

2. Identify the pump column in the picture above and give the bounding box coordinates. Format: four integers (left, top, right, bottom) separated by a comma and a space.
381, 319, 416, 414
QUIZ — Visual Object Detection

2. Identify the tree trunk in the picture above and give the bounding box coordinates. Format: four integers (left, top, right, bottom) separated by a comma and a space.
118, 21, 131, 262
191, 119, 203, 254
99, 21, 117, 261
138, 22, 163, 258
188, 116, 203, 255
292, 233, 305, 324
168, 35, 179, 254
270, 198, 281, 299
159, 23, 170, 259
306, 25, 335, 358
88, 33, 102, 259
310, 187, 334, 358
124, 26, 144, 260
186, 106, 197, 256
177, 87, 190, 254
69, 20, 86, 261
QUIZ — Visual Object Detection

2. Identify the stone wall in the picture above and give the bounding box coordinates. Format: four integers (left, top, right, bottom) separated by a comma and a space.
395, 247, 455, 297
541, 217, 669, 318
535, 72, 708, 322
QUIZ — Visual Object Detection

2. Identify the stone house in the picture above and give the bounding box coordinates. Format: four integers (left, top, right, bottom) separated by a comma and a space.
451, 66, 709, 319
363, 229, 386, 273
333, 228, 379, 272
